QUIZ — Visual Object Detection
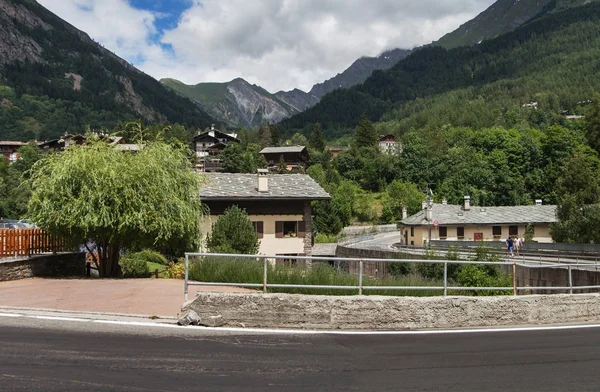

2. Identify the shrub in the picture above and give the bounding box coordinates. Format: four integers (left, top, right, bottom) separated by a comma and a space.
456, 264, 512, 296
166, 262, 185, 279
315, 233, 338, 243
207, 206, 259, 254
119, 253, 150, 278
137, 249, 169, 266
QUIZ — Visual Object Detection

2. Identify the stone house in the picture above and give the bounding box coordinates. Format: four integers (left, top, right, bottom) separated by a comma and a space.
378, 134, 400, 155
399, 196, 557, 246
199, 170, 330, 256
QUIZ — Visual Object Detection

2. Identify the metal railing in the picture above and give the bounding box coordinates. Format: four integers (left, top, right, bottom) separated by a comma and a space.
183, 253, 600, 301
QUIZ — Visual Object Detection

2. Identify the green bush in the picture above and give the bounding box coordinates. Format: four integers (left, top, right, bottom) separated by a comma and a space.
137, 249, 169, 266
119, 253, 150, 278
207, 206, 259, 254
315, 233, 338, 243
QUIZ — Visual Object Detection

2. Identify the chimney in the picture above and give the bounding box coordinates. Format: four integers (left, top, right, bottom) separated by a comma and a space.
535, 199, 543, 206
402, 207, 408, 220
422, 201, 427, 210
257, 169, 269, 192
463, 196, 471, 211
442, 199, 447, 205
426, 208, 432, 222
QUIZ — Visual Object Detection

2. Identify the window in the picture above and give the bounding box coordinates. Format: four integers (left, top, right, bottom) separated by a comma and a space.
252, 221, 264, 239
439, 226, 447, 239
457, 227, 465, 239
492, 226, 502, 236
276, 221, 305, 238
410, 227, 414, 236
509, 225, 519, 236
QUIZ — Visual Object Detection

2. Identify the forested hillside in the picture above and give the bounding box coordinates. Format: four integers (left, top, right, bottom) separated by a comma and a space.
281, 2, 600, 134
0, 0, 217, 141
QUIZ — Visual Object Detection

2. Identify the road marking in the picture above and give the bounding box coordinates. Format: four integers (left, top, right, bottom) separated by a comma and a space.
34, 316, 89, 322
0, 313, 23, 318
2, 312, 600, 335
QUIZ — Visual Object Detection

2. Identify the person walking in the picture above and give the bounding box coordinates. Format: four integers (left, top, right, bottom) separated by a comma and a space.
506, 236, 514, 257
514, 237, 521, 256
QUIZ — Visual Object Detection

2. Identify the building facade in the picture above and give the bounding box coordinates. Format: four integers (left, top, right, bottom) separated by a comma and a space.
400, 197, 557, 246
192, 127, 239, 172
259, 146, 309, 172
199, 171, 330, 256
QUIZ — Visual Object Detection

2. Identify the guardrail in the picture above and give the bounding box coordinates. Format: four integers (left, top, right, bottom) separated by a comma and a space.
183, 253, 600, 301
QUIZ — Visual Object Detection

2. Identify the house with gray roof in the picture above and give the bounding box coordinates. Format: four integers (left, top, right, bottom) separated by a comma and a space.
259, 145, 309, 172
399, 196, 557, 246
199, 170, 330, 256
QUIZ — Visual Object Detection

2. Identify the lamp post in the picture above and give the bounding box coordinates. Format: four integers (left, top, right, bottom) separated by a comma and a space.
426, 193, 433, 248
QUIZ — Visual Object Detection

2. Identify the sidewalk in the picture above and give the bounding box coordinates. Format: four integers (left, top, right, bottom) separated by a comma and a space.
0, 278, 253, 317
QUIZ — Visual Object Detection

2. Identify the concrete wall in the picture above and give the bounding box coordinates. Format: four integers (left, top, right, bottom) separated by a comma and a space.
179, 292, 600, 330
0, 252, 86, 282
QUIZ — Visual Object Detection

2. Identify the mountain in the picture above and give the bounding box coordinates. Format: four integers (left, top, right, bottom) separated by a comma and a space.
160, 77, 319, 128
436, 0, 596, 49
280, 1, 600, 133
163, 48, 412, 128
0, 0, 218, 141
308, 48, 412, 99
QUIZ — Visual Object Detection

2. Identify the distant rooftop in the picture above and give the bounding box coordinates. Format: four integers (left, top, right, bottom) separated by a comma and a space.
200, 172, 330, 201
401, 204, 557, 226
260, 146, 306, 154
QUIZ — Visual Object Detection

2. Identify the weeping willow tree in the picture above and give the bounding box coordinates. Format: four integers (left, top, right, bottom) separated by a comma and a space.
27, 139, 204, 277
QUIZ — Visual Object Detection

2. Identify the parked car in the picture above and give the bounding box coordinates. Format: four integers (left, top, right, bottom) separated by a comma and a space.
0, 219, 37, 229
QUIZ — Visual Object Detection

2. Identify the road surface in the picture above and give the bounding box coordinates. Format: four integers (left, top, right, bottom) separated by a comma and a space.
1, 315, 600, 391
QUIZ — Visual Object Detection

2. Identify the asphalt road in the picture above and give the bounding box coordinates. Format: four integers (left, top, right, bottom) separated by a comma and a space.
1, 317, 600, 391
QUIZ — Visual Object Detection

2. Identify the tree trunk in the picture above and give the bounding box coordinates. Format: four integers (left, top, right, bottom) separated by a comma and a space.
98, 242, 122, 278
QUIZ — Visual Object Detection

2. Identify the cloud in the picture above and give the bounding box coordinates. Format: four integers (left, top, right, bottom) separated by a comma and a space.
37, 0, 495, 93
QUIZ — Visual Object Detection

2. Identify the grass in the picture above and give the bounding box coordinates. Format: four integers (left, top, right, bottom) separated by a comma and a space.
147, 261, 167, 278
188, 257, 445, 296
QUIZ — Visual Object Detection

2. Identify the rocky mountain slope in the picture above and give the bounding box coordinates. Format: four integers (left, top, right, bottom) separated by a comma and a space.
160, 78, 317, 128
308, 48, 412, 99
436, 0, 597, 49
163, 48, 412, 128
0, 0, 217, 140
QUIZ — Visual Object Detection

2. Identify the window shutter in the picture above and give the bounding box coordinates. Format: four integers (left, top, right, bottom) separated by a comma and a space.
297, 221, 306, 238
275, 221, 283, 238
257, 221, 264, 239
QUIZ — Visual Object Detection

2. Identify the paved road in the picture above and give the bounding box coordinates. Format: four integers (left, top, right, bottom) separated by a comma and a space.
1, 317, 600, 391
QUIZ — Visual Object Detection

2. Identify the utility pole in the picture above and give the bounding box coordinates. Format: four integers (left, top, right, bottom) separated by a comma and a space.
425, 184, 433, 248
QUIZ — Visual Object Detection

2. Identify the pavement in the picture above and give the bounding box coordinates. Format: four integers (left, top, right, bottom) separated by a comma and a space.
0, 278, 253, 317
1, 315, 600, 391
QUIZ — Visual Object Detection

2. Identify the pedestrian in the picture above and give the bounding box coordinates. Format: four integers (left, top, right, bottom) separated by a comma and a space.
506, 236, 514, 257
514, 237, 521, 256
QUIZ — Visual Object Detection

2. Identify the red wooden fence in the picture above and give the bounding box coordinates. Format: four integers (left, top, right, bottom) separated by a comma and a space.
0, 229, 65, 258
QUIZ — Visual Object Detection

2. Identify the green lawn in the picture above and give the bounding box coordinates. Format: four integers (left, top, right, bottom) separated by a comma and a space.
147, 262, 167, 278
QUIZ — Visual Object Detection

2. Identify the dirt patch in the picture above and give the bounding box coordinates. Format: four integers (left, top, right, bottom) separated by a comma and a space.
64, 73, 83, 91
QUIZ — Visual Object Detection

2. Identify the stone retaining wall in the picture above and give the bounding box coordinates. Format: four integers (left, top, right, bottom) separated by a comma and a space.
179, 292, 600, 330
0, 252, 85, 282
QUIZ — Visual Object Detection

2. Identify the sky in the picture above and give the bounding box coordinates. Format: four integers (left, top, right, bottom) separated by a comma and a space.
37, 0, 496, 93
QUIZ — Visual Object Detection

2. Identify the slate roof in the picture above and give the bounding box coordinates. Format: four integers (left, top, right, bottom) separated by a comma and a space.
401, 204, 558, 226
312, 243, 338, 257
199, 173, 330, 201
260, 146, 306, 154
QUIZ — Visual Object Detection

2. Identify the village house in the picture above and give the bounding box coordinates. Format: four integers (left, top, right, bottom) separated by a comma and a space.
0, 141, 30, 163
260, 146, 309, 172
192, 126, 239, 172
199, 170, 330, 256
325, 146, 350, 159
399, 196, 557, 246
379, 134, 400, 155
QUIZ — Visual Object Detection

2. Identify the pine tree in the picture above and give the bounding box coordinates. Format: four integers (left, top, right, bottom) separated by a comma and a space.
353, 114, 378, 149
309, 123, 326, 152
207, 206, 259, 254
